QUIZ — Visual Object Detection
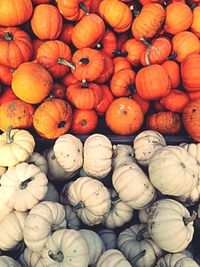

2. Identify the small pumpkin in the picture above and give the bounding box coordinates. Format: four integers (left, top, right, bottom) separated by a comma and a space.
191, 5, 200, 38
0, 65, 14, 86
112, 144, 136, 170
20, 248, 43, 267
95, 85, 114, 116
49, 83, 66, 100
113, 56, 132, 73
97, 229, 117, 250
0, 256, 21, 267
95, 53, 114, 84
161, 60, 181, 88
43, 182, 59, 203
156, 253, 199, 267
96, 30, 117, 58
26, 152, 48, 174
59, 22, 74, 44
132, 92, 150, 114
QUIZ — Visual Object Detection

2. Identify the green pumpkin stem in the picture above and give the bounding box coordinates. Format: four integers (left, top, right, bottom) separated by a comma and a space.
79, 2, 89, 15
144, 48, 151, 66
130, 5, 140, 16
4, 31, 13, 41
58, 121, 66, 128
48, 250, 64, 263
6, 126, 14, 144
19, 177, 35, 190
57, 58, 76, 70
166, 52, 177, 60
183, 211, 197, 225
131, 250, 146, 265
136, 227, 147, 241
79, 58, 89, 65
81, 120, 87, 126
112, 50, 128, 57
96, 43, 103, 50
73, 201, 85, 211
81, 80, 88, 88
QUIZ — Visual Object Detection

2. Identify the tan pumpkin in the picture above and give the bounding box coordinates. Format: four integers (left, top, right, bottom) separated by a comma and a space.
97, 229, 117, 250
156, 252, 199, 267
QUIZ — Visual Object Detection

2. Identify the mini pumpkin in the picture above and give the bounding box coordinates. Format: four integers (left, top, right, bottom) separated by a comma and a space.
96, 30, 117, 58
112, 144, 136, 170
97, 229, 117, 250
95, 85, 114, 116
0, 256, 21, 267
161, 60, 181, 88
26, 152, 48, 174
156, 253, 199, 267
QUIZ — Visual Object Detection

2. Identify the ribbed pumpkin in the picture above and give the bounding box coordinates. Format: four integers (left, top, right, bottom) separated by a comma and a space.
191, 6, 200, 38
95, 53, 114, 84
0, 88, 18, 105
161, 60, 181, 88
11, 62, 53, 104
59, 23, 74, 44
132, 92, 150, 114
96, 30, 117, 58
33, 99, 73, 139
113, 57, 132, 73
0, 65, 14, 86
95, 85, 114, 116
61, 72, 78, 87
32, 39, 45, 59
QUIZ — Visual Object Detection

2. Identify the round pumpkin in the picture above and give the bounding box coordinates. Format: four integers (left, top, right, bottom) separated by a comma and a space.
0, 66, 14, 86
96, 29, 117, 58
113, 57, 132, 73
161, 60, 181, 88
95, 85, 114, 116
191, 6, 200, 38
59, 22, 74, 44
96, 249, 132, 267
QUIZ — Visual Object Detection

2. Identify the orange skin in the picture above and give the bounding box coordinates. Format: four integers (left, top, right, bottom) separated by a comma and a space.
132, 92, 150, 114
161, 60, 180, 88
113, 57, 132, 73
0, 87, 18, 105
96, 30, 117, 58
95, 85, 114, 116
0, 65, 14, 86
49, 83, 66, 100
61, 72, 78, 87
95, 53, 114, 84
32, 39, 45, 59
191, 6, 200, 38
187, 90, 200, 100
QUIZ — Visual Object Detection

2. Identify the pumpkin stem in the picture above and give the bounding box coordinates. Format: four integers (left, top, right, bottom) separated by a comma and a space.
112, 50, 128, 57
136, 227, 147, 241
130, 5, 140, 16
183, 211, 197, 225
166, 52, 177, 60
140, 38, 152, 47
57, 58, 76, 70
144, 48, 151, 66
127, 84, 136, 92
96, 43, 103, 50
73, 201, 85, 211
130, 250, 146, 265
4, 31, 13, 41
48, 250, 64, 263
79, 2, 89, 15
111, 195, 121, 206
79, 58, 89, 65
6, 125, 14, 144
51, 154, 56, 160
19, 176, 35, 190
58, 121, 66, 128
81, 79, 88, 88
81, 119, 87, 126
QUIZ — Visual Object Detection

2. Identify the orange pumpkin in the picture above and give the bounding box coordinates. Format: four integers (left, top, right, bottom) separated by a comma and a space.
71, 14, 105, 49
0, 65, 14, 86
61, 73, 78, 87
132, 92, 150, 114
33, 0, 52, 4
49, 83, 66, 100
33, 99, 73, 139
0, 87, 18, 105
70, 109, 98, 134
32, 39, 45, 59
0, 27, 33, 69
139, 0, 165, 4
182, 99, 200, 142
164, 2, 193, 35
0, 99, 34, 131
12, 62, 53, 104
161, 60, 180, 88
95, 85, 114, 116
0, 0, 33, 26
96, 30, 117, 58
153, 100, 165, 112
187, 90, 200, 100
113, 57, 132, 73
66, 81, 103, 110
59, 23, 74, 44
90, 0, 102, 13
105, 97, 144, 135
117, 33, 129, 51
146, 111, 181, 134
95, 53, 114, 84
135, 64, 171, 100
191, 6, 200, 38
31, 4, 63, 40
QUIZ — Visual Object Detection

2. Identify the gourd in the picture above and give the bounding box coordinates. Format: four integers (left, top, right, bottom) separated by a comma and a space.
26, 152, 48, 174
20, 247, 44, 267
79, 229, 105, 266
118, 224, 163, 267
83, 134, 112, 179
65, 205, 81, 230
0, 162, 48, 211
23, 201, 66, 252
97, 229, 117, 250
149, 146, 199, 196
147, 198, 196, 253
53, 134, 83, 172
112, 144, 136, 170
67, 177, 111, 226
156, 252, 199, 267
0, 256, 21, 267
41, 229, 89, 267
102, 188, 134, 229
133, 130, 166, 167
43, 182, 59, 203
0, 127, 35, 167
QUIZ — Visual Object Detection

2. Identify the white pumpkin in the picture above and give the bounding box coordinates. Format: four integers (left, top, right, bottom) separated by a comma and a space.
68, 177, 111, 226
147, 199, 196, 253
0, 186, 13, 222
180, 142, 200, 164
65, 205, 81, 230
0, 127, 35, 167
0, 211, 27, 250
0, 256, 21, 267
43, 182, 59, 202
53, 134, 83, 172
96, 249, 132, 267
41, 229, 89, 267
149, 146, 199, 196
112, 144, 136, 170
118, 224, 163, 267
23, 201, 66, 252
133, 130, 166, 167
156, 253, 199, 267
139, 207, 151, 224
102, 188, 134, 229
0, 162, 48, 211
97, 229, 117, 250
26, 152, 48, 174
20, 247, 44, 267
79, 229, 105, 266
112, 162, 156, 210
83, 134, 112, 179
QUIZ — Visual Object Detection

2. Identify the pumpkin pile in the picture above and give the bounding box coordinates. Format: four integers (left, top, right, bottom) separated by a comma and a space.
0, 0, 200, 140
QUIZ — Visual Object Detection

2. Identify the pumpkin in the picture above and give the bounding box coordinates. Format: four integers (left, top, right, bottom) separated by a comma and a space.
49, 83, 66, 100
41, 229, 89, 267
172, 31, 200, 63
135, 64, 171, 101
31, 4, 63, 40
32, 39, 45, 59
103, 188, 134, 229
182, 99, 200, 142
133, 130, 166, 167
90, 0, 102, 13
105, 97, 144, 135
0, 256, 21, 267
112, 144, 136, 170
70, 109, 98, 134
12, 62, 53, 104
191, 6, 200, 38
59, 23, 74, 45
53, 134, 83, 172
65, 205, 81, 230
57, 0, 90, 21
0, 27, 33, 69
164, 2, 193, 35
1, 162, 48, 211
110, 68, 136, 97
0, 65, 14, 86
33, 99, 73, 139
149, 145, 198, 196
117, 33, 129, 51
33, 0, 52, 4
79, 229, 105, 265
156, 253, 199, 267
161, 60, 181, 88
0, 99, 34, 131
0, 0, 33, 26
20, 248, 44, 267
95, 85, 114, 116
36, 40, 72, 79
83, 134, 113, 179
0, 210, 27, 251
96, 30, 117, 58
188, 90, 200, 101
132, 3, 165, 40
112, 162, 156, 210
181, 53, 200, 92
61, 72, 78, 87
97, 229, 117, 250
118, 224, 163, 267
26, 152, 48, 174
66, 81, 103, 110
139, 207, 151, 224
67, 177, 111, 225
113, 57, 132, 73
0, 127, 35, 167
132, 92, 150, 114
71, 14, 105, 49
23, 201, 66, 252
147, 199, 196, 253
95, 53, 114, 84
43, 182, 59, 203
146, 111, 182, 135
